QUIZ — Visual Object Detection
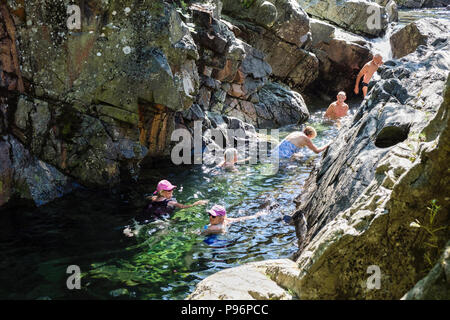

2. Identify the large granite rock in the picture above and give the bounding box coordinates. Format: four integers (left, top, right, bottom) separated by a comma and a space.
223, 81, 310, 128
291, 33, 450, 299
396, 0, 448, 8
0, 1, 201, 206
0, 135, 77, 207
189, 28, 450, 300
390, 18, 450, 58
298, 0, 389, 37
307, 18, 373, 97
190, 3, 310, 128
187, 259, 299, 300
402, 242, 450, 300
221, 0, 319, 91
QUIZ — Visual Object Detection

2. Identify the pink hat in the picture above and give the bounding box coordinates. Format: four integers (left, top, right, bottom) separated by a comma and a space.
154, 180, 177, 194
208, 205, 226, 217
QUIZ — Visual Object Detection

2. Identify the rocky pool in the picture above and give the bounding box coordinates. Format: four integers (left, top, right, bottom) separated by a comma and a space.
0, 109, 344, 300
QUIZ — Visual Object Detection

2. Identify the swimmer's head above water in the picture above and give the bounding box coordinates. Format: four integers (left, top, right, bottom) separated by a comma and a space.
208, 204, 227, 225
151, 179, 177, 199
303, 126, 317, 139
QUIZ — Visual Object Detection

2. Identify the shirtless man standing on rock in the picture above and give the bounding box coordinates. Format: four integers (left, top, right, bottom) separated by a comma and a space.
354, 54, 383, 97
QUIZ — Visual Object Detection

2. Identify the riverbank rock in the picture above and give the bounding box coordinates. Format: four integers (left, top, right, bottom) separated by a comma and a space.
221, 1, 319, 91
223, 82, 310, 128
187, 259, 299, 300
402, 242, 450, 300
298, 0, 388, 37
189, 27, 450, 300
390, 18, 450, 58
396, 0, 448, 8
290, 33, 450, 299
188, 3, 310, 128
0, 135, 77, 207
0, 1, 201, 206
306, 18, 373, 97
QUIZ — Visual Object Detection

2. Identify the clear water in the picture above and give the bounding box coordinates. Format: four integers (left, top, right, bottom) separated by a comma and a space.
2, 8, 445, 301
0, 111, 342, 300
398, 8, 450, 25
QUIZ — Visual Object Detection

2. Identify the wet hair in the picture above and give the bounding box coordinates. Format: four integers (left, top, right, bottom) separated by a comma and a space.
224, 148, 238, 162
338, 91, 346, 97
303, 126, 317, 138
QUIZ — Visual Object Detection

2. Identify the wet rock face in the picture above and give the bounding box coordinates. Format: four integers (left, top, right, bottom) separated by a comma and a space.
390, 18, 450, 58
188, 259, 299, 300
0, 1, 200, 206
307, 18, 373, 97
298, 0, 389, 37
221, 0, 319, 91
402, 242, 450, 300
188, 2, 310, 128
291, 32, 450, 299
396, 0, 449, 8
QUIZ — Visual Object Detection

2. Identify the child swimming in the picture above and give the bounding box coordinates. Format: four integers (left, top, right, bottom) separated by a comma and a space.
217, 148, 250, 171
201, 204, 268, 235
123, 179, 208, 237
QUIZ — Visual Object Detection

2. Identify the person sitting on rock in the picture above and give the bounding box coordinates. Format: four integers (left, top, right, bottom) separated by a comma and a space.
123, 179, 208, 237
324, 91, 349, 128
354, 54, 383, 97
271, 126, 329, 160
201, 204, 268, 235
217, 147, 250, 171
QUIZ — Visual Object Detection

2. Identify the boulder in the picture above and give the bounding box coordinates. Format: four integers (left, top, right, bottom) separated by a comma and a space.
307, 18, 373, 97
0, 135, 77, 207
298, 0, 388, 37
222, 0, 310, 44
290, 36, 450, 299
221, 0, 318, 90
223, 82, 309, 128
402, 242, 450, 300
396, 0, 448, 8
188, 259, 299, 300
0, 1, 201, 207
390, 18, 450, 58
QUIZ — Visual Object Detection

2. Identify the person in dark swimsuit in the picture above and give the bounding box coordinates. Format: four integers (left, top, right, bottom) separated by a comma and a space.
123, 180, 208, 237
354, 54, 383, 97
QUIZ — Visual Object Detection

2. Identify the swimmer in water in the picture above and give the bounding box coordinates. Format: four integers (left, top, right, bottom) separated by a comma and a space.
123, 179, 208, 237
272, 126, 329, 160
201, 204, 268, 235
324, 91, 349, 128
217, 147, 250, 171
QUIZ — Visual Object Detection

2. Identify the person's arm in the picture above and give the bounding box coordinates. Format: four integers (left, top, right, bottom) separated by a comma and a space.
324, 104, 334, 119
305, 137, 329, 154
236, 157, 251, 164
354, 65, 368, 94
226, 210, 268, 224
170, 200, 208, 209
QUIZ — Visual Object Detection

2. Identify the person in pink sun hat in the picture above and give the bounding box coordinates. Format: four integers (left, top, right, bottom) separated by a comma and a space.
201, 204, 268, 235
123, 179, 208, 237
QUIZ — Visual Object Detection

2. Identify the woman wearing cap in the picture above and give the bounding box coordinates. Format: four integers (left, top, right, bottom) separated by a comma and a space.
123, 179, 208, 237
202, 204, 268, 235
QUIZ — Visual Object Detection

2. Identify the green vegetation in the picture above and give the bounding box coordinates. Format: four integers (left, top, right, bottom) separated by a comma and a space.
242, 0, 256, 9
410, 199, 448, 272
